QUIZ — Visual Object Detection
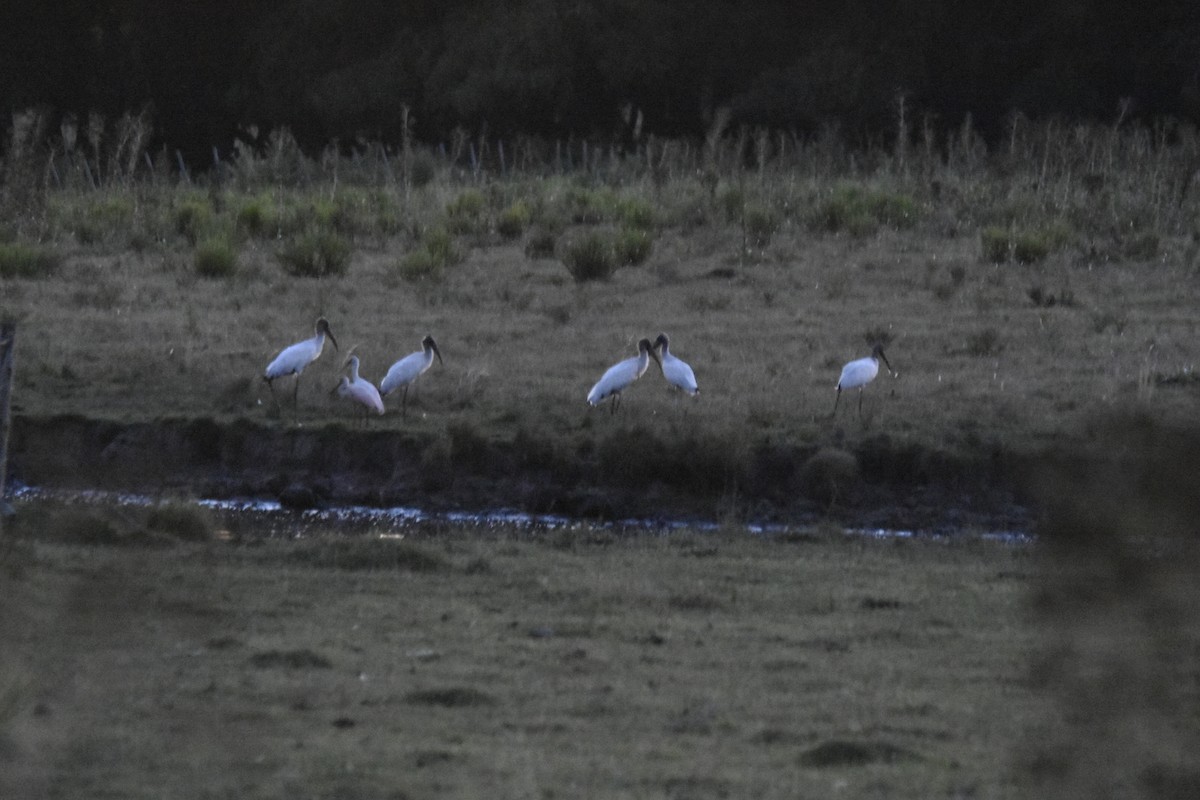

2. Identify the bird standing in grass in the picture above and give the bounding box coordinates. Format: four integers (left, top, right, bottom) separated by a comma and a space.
587, 337, 661, 413
653, 332, 699, 397
263, 317, 338, 412
833, 343, 895, 417
332, 354, 384, 421
380, 335, 444, 417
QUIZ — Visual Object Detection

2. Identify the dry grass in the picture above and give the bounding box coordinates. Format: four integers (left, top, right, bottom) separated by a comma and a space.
0, 520, 1038, 799
0, 121, 1191, 459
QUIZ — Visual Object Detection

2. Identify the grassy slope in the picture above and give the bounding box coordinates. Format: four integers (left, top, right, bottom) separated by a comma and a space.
4, 182, 1198, 495
0, 528, 1040, 799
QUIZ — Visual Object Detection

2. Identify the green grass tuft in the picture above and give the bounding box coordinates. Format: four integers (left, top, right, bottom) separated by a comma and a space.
194, 236, 238, 279
561, 232, 616, 281
613, 227, 654, 266
277, 230, 351, 277
497, 200, 532, 239
0, 242, 60, 278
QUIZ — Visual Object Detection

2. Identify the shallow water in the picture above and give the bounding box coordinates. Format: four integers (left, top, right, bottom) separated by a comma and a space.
6, 482, 1034, 545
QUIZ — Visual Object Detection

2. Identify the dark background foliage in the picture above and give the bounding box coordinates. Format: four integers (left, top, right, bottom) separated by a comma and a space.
2, 0, 1199, 163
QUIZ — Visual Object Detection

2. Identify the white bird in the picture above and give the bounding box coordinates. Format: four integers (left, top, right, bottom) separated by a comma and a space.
653, 332, 699, 397
379, 335, 444, 417
833, 343, 895, 417
331, 355, 385, 421
587, 338, 662, 413
263, 317, 338, 411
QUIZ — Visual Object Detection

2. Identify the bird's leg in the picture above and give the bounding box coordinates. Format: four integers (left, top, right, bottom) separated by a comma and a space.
857, 388, 864, 418
402, 385, 410, 419
832, 387, 841, 416
265, 377, 281, 413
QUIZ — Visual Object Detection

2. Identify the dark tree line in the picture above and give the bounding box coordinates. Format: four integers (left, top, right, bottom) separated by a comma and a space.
2, 0, 1199, 164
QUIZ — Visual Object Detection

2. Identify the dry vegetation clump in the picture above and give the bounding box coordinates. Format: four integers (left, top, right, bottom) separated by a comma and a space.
0, 242, 59, 279
277, 229, 351, 277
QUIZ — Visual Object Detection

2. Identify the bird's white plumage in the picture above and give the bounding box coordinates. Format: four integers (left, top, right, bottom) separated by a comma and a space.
587, 338, 660, 408
333, 375, 385, 415
833, 344, 894, 417
265, 317, 337, 381
653, 333, 698, 396
380, 336, 443, 395
379, 335, 443, 416
836, 356, 880, 391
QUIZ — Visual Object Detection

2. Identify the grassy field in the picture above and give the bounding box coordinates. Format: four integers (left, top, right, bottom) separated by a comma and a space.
2, 118, 1200, 798
1, 512, 1042, 799
0, 116, 1198, 488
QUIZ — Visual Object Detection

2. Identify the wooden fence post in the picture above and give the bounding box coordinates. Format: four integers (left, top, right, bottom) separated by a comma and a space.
0, 321, 15, 532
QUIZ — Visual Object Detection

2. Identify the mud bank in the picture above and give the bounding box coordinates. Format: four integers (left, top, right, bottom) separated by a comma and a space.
7, 414, 1033, 532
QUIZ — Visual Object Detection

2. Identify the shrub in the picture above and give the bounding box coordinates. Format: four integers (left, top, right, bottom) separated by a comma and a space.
497, 200, 532, 239
981, 227, 1010, 263
744, 206, 779, 247
278, 230, 351, 277
424, 227, 460, 266
718, 187, 745, 223
399, 249, 443, 281
0, 242, 59, 278
235, 195, 275, 237
398, 227, 460, 281
174, 198, 213, 245
194, 236, 238, 278
563, 186, 608, 224
446, 189, 487, 233
812, 186, 919, 236
524, 228, 558, 259
614, 227, 653, 266
561, 232, 616, 282
613, 197, 656, 230
1013, 232, 1051, 264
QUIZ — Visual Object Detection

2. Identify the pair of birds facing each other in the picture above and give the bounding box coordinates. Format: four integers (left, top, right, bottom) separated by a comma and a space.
587, 332, 699, 413
263, 317, 443, 418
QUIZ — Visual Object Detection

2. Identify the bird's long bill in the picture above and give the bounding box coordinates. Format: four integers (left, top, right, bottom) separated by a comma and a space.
431, 340, 444, 366
647, 348, 662, 368
329, 380, 343, 396
879, 349, 895, 376
327, 330, 339, 351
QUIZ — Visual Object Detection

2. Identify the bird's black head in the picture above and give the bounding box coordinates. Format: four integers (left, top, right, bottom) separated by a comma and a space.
424, 335, 444, 365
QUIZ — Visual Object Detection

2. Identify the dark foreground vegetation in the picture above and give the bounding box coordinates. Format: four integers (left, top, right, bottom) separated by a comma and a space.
3, 1, 1199, 161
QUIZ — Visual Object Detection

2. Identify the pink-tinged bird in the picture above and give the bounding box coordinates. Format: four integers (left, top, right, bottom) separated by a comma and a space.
833, 343, 896, 417
379, 335, 443, 417
587, 338, 661, 414
331, 354, 384, 422
263, 317, 338, 412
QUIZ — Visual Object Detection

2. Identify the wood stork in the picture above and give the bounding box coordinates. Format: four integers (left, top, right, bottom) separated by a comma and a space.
833, 343, 895, 417
331, 354, 385, 422
653, 332, 699, 397
587, 338, 661, 413
263, 317, 338, 411
379, 335, 443, 417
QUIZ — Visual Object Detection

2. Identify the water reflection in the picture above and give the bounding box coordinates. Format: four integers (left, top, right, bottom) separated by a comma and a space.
7, 482, 1033, 545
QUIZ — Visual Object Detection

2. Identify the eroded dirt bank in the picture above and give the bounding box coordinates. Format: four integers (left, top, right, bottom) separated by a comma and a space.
7, 414, 1032, 532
